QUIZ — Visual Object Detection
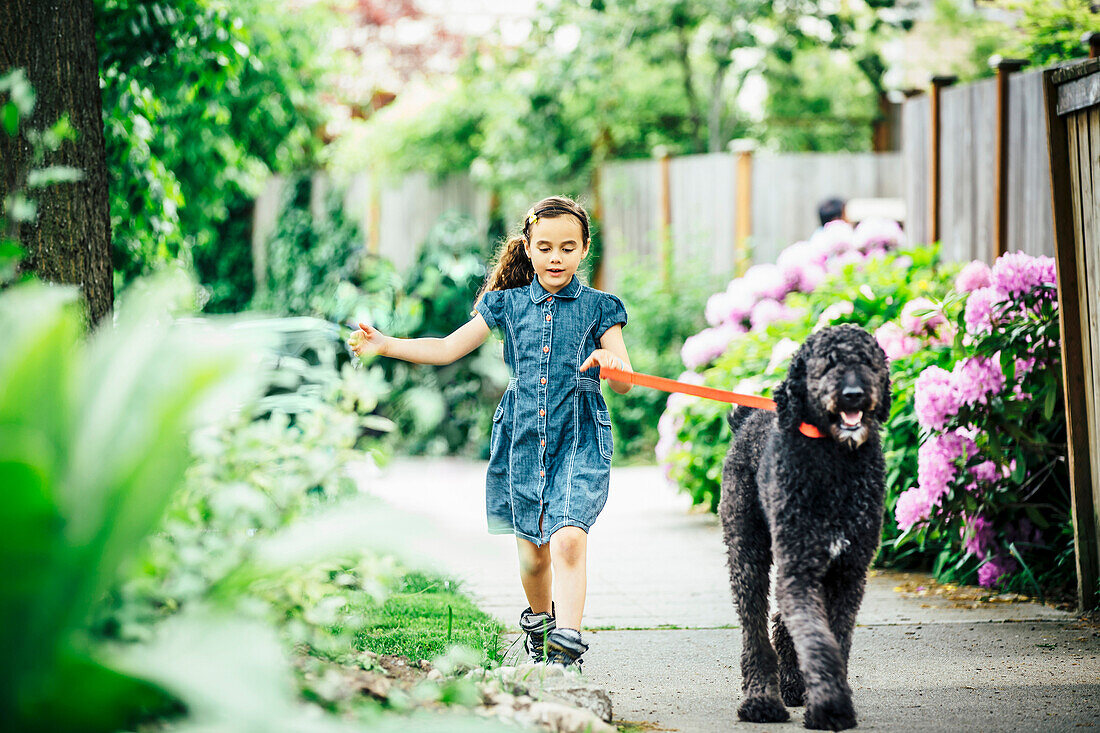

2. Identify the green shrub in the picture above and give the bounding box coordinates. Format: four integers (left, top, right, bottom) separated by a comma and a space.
603, 254, 723, 464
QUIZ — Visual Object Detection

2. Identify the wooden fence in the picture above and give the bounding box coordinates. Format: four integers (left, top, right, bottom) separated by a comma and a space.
251, 171, 490, 296
902, 65, 1057, 264
1044, 57, 1100, 612
596, 150, 904, 290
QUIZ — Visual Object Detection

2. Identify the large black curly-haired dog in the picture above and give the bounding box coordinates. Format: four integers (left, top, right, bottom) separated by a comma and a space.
719, 324, 891, 731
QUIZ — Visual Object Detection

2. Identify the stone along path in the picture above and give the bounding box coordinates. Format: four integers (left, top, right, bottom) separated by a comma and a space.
351, 457, 1100, 732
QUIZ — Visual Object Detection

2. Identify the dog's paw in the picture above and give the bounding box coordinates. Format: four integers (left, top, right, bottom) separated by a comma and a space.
738, 695, 790, 723
803, 696, 857, 730
780, 674, 806, 707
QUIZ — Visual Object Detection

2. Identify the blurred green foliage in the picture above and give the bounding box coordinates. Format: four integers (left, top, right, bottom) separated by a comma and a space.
926, 0, 1095, 82
96, 0, 341, 310
604, 254, 723, 463
0, 272, 270, 730
326, 0, 907, 215
255, 181, 510, 457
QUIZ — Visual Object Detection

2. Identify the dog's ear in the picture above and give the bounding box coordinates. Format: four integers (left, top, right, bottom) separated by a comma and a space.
875, 367, 893, 423
775, 349, 808, 433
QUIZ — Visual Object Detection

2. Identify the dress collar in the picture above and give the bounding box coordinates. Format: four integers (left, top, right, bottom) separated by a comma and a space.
528, 274, 582, 303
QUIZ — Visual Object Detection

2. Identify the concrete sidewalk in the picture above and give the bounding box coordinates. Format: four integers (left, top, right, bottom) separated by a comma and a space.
351, 456, 1100, 731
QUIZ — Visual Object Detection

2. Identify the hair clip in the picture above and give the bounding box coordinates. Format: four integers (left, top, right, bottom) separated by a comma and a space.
526, 208, 539, 228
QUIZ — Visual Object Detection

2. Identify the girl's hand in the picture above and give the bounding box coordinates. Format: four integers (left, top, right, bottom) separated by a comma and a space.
348, 321, 387, 357
580, 348, 630, 373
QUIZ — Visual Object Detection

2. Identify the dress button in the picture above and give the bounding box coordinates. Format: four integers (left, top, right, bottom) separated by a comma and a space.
539, 409, 545, 416
541, 377, 547, 385
540, 470, 545, 477
541, 439, 546, 446
543, 346, 549, 353
546, 314, 552, 321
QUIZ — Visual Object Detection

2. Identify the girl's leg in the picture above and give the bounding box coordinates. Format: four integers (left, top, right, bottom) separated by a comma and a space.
548, 526, 587, 630
516, 537, 553, 613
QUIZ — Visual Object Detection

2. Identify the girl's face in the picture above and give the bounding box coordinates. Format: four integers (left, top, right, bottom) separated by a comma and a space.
524, 215, 588, 293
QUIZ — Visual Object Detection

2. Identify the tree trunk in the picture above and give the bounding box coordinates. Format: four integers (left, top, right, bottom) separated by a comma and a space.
0, 0, 113, 324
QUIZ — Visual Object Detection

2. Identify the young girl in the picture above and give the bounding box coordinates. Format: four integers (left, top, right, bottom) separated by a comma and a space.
348, 195, 632, 667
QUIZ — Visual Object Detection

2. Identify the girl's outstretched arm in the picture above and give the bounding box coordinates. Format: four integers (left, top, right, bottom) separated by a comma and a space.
349, 314, 491, 365
580, 324, 633, 394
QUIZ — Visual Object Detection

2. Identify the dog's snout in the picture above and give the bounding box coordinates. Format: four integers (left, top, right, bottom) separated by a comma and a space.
840, 378, 866, 409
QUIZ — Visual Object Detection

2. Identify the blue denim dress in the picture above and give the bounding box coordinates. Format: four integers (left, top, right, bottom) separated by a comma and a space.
474, 275, 628, 547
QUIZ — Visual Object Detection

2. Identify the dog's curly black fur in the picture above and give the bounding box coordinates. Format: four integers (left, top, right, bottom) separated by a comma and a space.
719, 324, 891, 731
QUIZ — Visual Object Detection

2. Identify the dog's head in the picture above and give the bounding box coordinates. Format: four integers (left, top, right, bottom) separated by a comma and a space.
774, 324, 891, 450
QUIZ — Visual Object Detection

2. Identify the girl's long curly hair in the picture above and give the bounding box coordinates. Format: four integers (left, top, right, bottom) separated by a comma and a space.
471, 195, 591, 316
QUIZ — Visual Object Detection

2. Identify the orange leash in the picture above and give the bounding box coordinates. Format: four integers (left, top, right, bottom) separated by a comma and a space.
598, 366, 824, 439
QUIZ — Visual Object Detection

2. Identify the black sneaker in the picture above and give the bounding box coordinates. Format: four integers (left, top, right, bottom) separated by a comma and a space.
545, 627, 588, 667
519, 605, 556, 663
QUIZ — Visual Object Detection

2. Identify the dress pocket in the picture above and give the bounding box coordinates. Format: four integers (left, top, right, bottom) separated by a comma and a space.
595, 408, 614, 461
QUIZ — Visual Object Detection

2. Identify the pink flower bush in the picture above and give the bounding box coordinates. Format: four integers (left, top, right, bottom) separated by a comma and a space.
991, 252, 1056, 298
896, 250, 1064, 591
953, 355, 1006, 408
681, 323, 746, 369
977, 555, 1018, 588
683, 218, 904, 371
914, 366, 959, 431
853, 218, 905, 253
961, 513, 995, 558
963, 286, 1001, 335
955, 260, 992, 293
743, 263, 791, 302
749, 298, 800, 330
875, 322, 920, 361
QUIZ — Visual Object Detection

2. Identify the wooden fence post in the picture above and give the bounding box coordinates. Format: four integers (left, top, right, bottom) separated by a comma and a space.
654, 145, 673, 291
591, 164, 605, 291
1043, 61, 1100, 612
1085, 31, 1100, 59
929, 75, 957, 244
729, 138, 756, 277
368, 173, 381, 256
992, 56, 1028, 259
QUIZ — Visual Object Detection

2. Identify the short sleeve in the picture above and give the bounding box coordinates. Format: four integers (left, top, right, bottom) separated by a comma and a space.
596, 292, 628, 339
473, 290, 505, 331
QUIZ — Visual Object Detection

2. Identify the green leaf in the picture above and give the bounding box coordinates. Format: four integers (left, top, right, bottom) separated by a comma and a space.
2, 101, 18, 137
1043, 387, 1056, 420
26, 166, 85, 188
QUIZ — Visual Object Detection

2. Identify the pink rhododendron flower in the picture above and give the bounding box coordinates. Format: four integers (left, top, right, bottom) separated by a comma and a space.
853, 218, 905, 252
970, 459, 1000, 484
914, 366, 960, 431
963, 286, 1003, 335
953, 355, 1006, 407
875, 322, 920, 361
895, 485, 933, 531
749, 298, 799, 330
961, 513, 995, 558
705, 281, 757, 326
955, 260, 992, 293
681, 323, 745, 369
810, 219, 856, 257
978, 554, 1017, 588
917, 430, 978, 508
902, 297, 946, 336
778, 242, 828, 293
825, 250, 866, 274
991, 252, 1057, 298
743, 263, 790, 301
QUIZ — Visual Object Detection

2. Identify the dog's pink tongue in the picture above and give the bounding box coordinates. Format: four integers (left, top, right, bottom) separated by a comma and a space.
841, 411, 863, 427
